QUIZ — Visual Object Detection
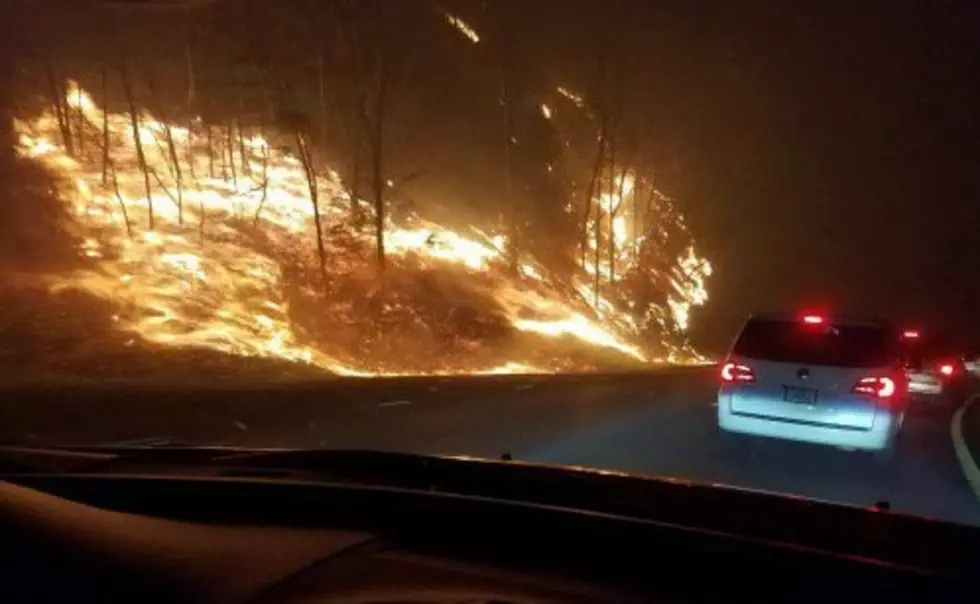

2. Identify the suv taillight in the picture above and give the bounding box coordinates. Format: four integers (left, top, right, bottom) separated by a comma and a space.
853, 376, 896, 399
721, 362, 755, 383
937, 362, 958, 378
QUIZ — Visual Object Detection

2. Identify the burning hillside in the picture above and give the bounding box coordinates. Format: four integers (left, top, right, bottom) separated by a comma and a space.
10, 82, 711, 376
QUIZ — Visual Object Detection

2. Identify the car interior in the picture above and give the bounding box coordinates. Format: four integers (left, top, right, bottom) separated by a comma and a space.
2, 451, 979, 603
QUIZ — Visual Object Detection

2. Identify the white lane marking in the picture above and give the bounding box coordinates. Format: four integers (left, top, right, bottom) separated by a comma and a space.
232, 420, 248, 432
951, 393, 980, 500
378, 400, 412, 408
515, 384, 535, 391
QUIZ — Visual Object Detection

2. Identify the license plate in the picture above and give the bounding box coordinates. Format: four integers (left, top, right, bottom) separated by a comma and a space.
784, 386, 817, 404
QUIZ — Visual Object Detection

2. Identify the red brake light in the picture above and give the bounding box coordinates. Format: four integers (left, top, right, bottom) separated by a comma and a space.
938, 363, 955, 377
853, 376, 897, 399
901, 329, 920, 339
721, 362, 755, 383
802, 314, 824, 325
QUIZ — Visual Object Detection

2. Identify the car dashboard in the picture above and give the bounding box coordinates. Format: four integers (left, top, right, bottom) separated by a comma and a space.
2, 466, 979, 604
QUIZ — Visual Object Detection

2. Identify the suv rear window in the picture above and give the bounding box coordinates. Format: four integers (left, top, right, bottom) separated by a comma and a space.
733, 319, 890, 368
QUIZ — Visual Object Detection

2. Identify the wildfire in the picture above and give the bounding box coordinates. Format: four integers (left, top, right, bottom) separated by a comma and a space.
13, 82, 710, 375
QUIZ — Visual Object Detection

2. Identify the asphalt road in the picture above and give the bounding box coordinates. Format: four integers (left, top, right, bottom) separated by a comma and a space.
1, 366, 978, 525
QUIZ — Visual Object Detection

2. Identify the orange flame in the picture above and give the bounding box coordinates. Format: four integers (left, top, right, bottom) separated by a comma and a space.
13, 82, 710, 375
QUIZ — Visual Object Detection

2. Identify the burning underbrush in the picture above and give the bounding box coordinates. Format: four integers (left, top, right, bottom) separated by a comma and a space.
7, 82, 711, 377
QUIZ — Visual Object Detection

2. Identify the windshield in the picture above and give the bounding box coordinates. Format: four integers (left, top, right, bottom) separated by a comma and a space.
1, 0, 979, 531
733, 319, 891, 368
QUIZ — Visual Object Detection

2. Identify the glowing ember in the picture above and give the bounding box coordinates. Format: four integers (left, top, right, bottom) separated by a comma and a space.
445, 13, 480, 44
13, 82, 710, 375
556, 86, 586, 108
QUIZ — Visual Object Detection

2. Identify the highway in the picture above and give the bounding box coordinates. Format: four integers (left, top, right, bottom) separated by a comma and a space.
1, 366, 978, 525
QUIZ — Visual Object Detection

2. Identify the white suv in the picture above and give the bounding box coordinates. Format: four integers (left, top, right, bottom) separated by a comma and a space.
717, 313, 907, 461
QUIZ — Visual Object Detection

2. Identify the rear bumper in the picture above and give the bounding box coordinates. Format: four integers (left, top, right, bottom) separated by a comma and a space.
909, 391, 945, 405
908, 381, 943, 396
717, 398, 898, 451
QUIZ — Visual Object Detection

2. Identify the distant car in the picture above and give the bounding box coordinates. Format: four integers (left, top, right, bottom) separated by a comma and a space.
961, 346, 980, 377
717, 313, 907, 462
898, 330, 969, 409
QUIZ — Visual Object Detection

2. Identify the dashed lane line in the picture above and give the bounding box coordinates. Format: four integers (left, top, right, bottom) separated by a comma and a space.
378, 400, 413, 408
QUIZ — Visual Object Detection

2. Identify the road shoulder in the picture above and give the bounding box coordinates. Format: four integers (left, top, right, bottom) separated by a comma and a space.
951, 393, 980, 500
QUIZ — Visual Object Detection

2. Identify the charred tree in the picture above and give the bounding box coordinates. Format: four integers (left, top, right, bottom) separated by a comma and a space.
75, 85, 84, 155
581, 128, 606, 267
335, 0, 419, 271
146, 69, 184, 225
369, 64, 386, 270
100, 65, 110, 186
295, 131, 329, 289
252, 140, 270, 228
164, 122, 183, 225
206, 124, 215, 178
501, 77, 518, 274
109, 162, 133, 239
226, 122, 237, 188
44, 66, 73, 157
118, 62, 154, 229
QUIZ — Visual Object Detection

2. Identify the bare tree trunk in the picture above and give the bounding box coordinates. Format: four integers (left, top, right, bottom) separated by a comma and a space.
144, 64, 184, 224
184, 119, 196, 183
76, 85, 84, 155
502, 77, 518, 273
219, 126, 228, 181
45, 65, 73, 157
226, 122, 237, 187
609, 163, 631, 283
185, 40, 195, 108
109, 162, 133, 238
119, 62, 153, 229
184, 35, 197, 184
605, 139, 618, 284
235, 69, 249, 177
631, 178, 641, 264
295, 132, 328, 288
370, 66, 387, 271
252, 141, 270, 228
163, 122, 183, 225
100, 65, 110, 186
608, 210, 617, 284
334, 96, 363, 228
206, 124, 215, 178
237, 116, 248, 177
581, 122, 606, 267
581, 31, 611, 269
593, 201, 602, 307
640, 183, 657, 262
348, 158, 362, 228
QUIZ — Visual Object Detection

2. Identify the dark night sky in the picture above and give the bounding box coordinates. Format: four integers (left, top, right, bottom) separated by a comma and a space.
597, 1, 980, 351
